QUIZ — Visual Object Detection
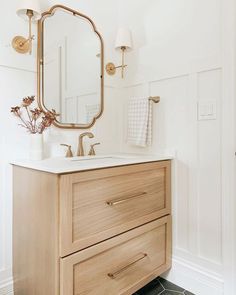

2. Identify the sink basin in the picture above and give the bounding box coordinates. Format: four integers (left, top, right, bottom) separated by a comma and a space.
70, 155, 138, 162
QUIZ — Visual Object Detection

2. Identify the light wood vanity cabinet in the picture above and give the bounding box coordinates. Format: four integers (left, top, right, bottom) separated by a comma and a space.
13, 160, 172, 295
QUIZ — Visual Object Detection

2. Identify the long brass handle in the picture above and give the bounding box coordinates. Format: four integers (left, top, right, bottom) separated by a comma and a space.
108, 253, 148, 279
106, 192, 147, 206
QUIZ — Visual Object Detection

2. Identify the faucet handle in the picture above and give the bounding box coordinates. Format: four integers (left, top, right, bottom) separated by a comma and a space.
60, 144, 73, 158
88, 143, 100, 156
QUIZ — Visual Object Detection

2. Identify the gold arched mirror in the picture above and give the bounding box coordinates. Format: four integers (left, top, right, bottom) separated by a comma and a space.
38, 5, 104, 129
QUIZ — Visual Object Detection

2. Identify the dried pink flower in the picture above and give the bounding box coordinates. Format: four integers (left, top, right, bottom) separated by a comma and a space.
22, 96, 35, 107
30, 108, 42, 120
11, 96, 59, 134
11, 106, 21, 116
38, 109, 60, 133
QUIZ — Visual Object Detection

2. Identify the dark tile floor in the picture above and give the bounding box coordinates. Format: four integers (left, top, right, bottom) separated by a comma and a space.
134, 277, 195, 295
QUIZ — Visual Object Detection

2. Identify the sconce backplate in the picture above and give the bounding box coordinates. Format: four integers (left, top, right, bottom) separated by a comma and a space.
12, 36, 30, 54
106, 62, 116, 76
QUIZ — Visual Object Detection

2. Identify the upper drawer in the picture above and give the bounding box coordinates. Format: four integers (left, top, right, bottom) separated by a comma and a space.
59, 161, 171, 257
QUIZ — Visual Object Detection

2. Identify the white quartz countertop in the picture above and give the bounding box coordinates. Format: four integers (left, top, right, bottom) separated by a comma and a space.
11, 154, 173, 174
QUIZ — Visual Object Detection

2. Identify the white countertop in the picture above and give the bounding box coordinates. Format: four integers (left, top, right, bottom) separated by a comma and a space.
11, 154, 173, 174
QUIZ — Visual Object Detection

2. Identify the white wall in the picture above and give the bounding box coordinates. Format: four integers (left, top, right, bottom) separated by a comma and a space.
117, 1, 236, 295
0, 1, 235, 295
0, 2, 36, 293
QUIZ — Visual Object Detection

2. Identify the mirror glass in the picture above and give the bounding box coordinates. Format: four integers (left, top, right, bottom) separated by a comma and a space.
38, 6, 104, 128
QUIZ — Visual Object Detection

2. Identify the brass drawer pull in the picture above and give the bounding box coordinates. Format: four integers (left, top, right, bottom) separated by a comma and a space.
107, 253, 148, 279
106, 192, 147, 206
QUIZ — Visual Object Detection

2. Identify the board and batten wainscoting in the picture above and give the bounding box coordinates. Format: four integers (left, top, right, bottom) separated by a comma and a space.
120, 67, 224, 294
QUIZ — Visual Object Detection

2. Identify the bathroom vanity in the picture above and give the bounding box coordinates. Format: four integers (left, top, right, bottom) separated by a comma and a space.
12, 155, 172, 295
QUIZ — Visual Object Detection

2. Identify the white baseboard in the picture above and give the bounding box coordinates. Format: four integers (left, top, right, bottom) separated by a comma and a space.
0, 280, 13, 295
162, 257, 224, 295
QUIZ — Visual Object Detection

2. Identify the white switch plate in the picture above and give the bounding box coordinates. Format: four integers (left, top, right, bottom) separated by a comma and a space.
198, 101, 217, 121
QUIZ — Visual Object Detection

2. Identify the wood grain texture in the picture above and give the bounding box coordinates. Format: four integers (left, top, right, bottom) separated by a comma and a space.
13, 160, 172, 295
13, 166, 60, 295
60, 161, 171, 256
60, 216, 172, 295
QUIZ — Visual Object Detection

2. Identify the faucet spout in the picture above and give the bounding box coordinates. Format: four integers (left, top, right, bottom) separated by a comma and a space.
77, 132, 94, 156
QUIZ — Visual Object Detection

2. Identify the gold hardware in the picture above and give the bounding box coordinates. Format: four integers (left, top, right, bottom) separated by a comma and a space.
88, 143, 100, 156
106, 62, 127, 76
37, 5, 104, 129
12, 36, 31, 54
106, 192, 147, 206
12, 9, 35, 55
106, 47, 128, 78
106, 63, 116, 76
60, 144, 73, 158
77, 132, 94, 156
108, 253, 148, 279
149, 96, 160, 103
121, 46, 126, 79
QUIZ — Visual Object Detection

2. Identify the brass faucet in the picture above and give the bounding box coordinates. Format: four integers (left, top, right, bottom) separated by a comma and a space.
77, 132, 94, 156
60, 144, 73, 158
88, 143, 100, 156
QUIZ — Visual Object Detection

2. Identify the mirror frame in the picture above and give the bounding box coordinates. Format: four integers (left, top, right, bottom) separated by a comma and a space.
37, 5, 104, 129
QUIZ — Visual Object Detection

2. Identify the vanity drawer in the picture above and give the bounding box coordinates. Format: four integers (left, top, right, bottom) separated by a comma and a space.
60, 161, 171, 257
60, 216, 172, 295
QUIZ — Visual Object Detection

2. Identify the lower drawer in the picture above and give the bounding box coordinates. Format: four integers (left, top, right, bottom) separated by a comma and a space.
60, 216, 171, 295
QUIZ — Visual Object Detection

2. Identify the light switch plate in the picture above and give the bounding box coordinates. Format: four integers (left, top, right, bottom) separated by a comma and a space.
198, 101, 217, 121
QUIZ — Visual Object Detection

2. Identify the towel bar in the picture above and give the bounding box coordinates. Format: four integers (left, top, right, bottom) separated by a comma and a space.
149, 96, 160, 103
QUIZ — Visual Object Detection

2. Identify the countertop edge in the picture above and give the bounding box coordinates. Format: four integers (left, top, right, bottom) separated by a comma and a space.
10, 155, 173, 174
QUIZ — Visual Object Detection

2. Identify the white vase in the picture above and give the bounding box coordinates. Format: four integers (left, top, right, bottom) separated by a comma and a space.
29, 134, 44, 160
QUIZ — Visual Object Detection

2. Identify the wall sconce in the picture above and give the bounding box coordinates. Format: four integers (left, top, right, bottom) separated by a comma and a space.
106, 28, 133, 78
12, 0, 41, 54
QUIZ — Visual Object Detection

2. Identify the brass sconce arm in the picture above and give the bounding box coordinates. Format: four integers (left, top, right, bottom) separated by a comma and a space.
12, 9, 34, 54
106, 63, 127, 77
119, 46, 127, 78
12, 6, 40, 55
106, 46, 128, 78
27, 9, 34, 54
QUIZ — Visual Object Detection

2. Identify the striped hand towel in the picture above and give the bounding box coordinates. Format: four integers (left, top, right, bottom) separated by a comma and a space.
127, 97, 153, 147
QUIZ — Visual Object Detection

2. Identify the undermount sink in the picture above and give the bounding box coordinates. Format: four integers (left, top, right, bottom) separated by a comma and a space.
70, 155, 138, 162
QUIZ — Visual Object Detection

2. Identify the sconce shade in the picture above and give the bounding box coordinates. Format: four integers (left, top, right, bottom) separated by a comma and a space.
115, 28, 133, 51
16, 0, 41, 21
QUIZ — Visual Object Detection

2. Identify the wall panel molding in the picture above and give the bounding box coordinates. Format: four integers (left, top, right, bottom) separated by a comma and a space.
0, 64, 36, 73
186, 73, 199, 256
123, 65, 222, 90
